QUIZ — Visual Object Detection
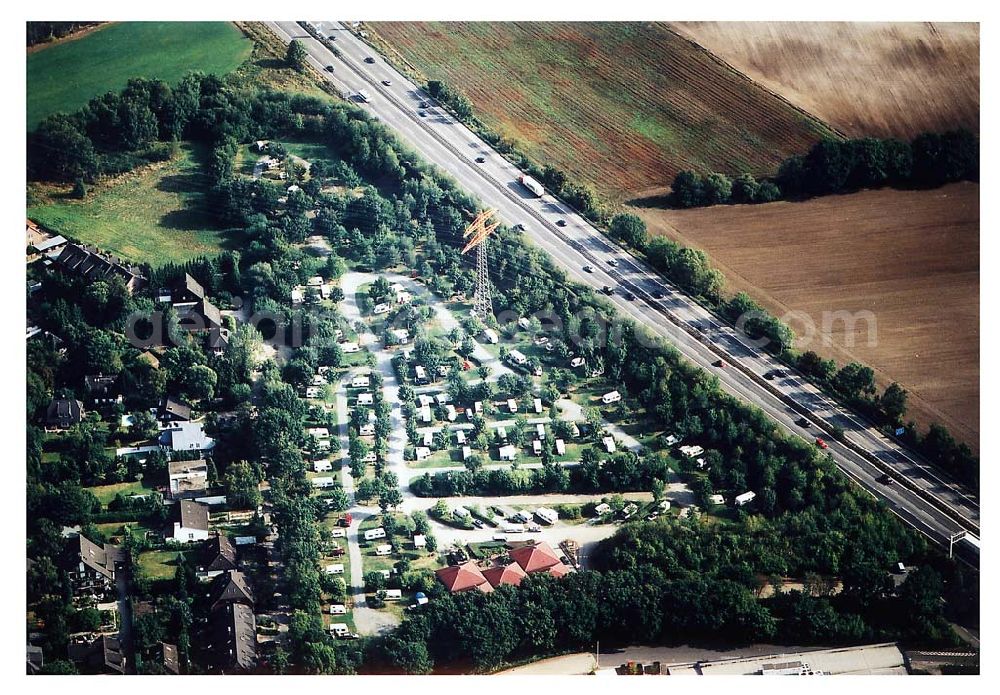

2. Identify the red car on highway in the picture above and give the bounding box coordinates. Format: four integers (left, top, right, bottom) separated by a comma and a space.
815, 438, 829, 450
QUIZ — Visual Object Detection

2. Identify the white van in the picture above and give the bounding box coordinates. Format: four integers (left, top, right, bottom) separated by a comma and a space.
602, 390, 622, 404
364, 527, 386, 541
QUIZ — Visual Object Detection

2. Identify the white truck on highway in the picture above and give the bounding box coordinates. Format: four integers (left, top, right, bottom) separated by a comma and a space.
357, 89, 370, 103
519, 174, 544, 197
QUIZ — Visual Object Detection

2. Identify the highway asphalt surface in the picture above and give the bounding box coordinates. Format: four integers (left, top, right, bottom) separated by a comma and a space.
266, 21, 979, 558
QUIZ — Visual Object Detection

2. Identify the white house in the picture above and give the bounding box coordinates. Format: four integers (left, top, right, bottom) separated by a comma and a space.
536, 423, 546, 440
555, 439, 566, 455
499, 444, 517, 461
383, 589, 402, 601
351, 375, 370, 388
446, 404, 458, 422
418, 394, 434, 407
594, 503, 612, 516
734, 491, 757, 507
307, 275, 323, 287
171, 500, 210, 543
341, 341, 360, 353
508, 349, 527, 365
535, 507, 559, 525
422, 431, 434, 447
308, 427, 331, 439
708, 494, 725, 506
452, 506, 470, 519
363, 527, 386, 541
313, 459, 333, 473
435, 393, 451, 405
414, 365, 428, 383
462, 446, 472, 460
416, 446, 431, 462
482, 328, 499, 344
357, 392, 374, 406
375, 544, 393, 556
570, 356, 585, 368
533, 398, 543, 414
312, 476, 336, 488
532, 440, 542, 455
291, 288, 304, 305
391, 328, 410, 344
507, 398, 518, 413
359, 423, 376, 436
517, 317, 532, 331
329, 604, 348, 615
496, 426, 508, 440
413, 534, 427, 548
373, 303, 391, 315
664, 434, 680, 446
602, 436, 617, 453
330, 528, 347, 539
325, 563, 345, 575
455, 430, 466, 445
601, 390, 622, 404
306, 387, 321, 399
330, 623, 349, 636
419, 406, 432, 423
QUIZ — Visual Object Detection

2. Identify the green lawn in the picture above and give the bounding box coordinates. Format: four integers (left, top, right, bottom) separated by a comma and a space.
28, 142, 230, 266
138, 549, 196, 581
28, 22, 252, 130
87, 479, 154, 507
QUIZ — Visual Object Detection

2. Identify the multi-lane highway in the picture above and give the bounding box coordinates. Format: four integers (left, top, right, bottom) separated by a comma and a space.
265, 21, 979, 557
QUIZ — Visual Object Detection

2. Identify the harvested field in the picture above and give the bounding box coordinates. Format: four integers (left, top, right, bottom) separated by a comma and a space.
670, 22, 979, 139
635, 182, 979, 450
368, 22, 834, 202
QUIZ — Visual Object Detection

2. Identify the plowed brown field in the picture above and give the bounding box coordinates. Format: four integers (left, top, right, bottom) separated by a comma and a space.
669, 22, 979, 139
368, 22, 835, 202
635, 183, 980, 450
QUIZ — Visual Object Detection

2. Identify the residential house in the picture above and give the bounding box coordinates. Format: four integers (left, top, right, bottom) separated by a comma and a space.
555, 439, 566, 455
209, 569, 254, 611
46, 398, 84, 429
84, 375, 120, 405
313, 459, 333, 473
67, 634, 125, 674
498, 444, 517, 461
52, 243, 145, 294
67, 535, 122, 598
482, 562, 527, 590
510, 541, 572, 578
734, 491, 757, 507
172, 500, 210, 543
171, 274, 206, 304
160, 396, 192, 422
199, 534, 238, 579
209, 601, 256, 673
168, 459, 208, 499
602, 436, 617, 454
161, 421, 215, 453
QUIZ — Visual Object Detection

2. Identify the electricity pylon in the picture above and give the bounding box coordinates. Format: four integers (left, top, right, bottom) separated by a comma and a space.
461, 208, 501, 318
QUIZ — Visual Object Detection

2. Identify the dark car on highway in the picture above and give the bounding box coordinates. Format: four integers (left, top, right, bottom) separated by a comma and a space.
601, 286, 614, 296
652, 290, 665, 299
621, 290, 635, 300
418, 110, 426, 117
796, 417, 810, 428
877, 473, 895, 485
475, 156, 486, 163
325, 65, 335, 72
365, 56, 375, 63
556, 219, 567, 227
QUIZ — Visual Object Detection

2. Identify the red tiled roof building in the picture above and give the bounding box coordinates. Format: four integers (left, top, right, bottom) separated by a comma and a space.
509, 541, 562, 574
435, 561, 493, 593
482, 561, 527, 589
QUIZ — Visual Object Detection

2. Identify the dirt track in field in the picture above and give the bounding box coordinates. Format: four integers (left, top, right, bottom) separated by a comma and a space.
368, 22, 834, 202
634, 182, 979, 450
670, 22, 979, 139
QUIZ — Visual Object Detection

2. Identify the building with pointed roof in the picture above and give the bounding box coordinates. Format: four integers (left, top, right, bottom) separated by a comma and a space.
200, 534, 238, 578
67, 535, 123, 597
209, 569, 255, 611
509, 541, 562, 574
172, 500, 210, 543
435, 561, 493, 594
482, 561, 527, 589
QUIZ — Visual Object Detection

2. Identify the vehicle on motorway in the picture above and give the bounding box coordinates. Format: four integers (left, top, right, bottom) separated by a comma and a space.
652, 291, 665, 299
621, 289, 635, 300
518, 174, 545, 197
583, 265, 594, 273
796, 417, 811, 428
418, 110, 426, 117
556, 219, 567, 227
472, 519, 484, 529
381, 79, 392, 86
877, 473, 895, 485
764, 370, 777, 380
328, 34, 337, 40
365, 56, 375, 63
601, 286, 614, 296
419, 101, 429, 108
815, 438, 829, 449
325, 65, 335, 72
356, 89, 370, 103
475, 156, 486, 163
712, 359, 726, 368
607, 258, 619, 267
512, 223, 525, 231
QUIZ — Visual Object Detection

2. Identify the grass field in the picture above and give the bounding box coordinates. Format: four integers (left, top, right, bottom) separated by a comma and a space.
368, 22, 835, 201
87, 480, 154, 507
27, 142, 229, 266
138, 549, 196, 581
670, 22, 979, 139
637, 182, 980, 450
27, 22, 252, 130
